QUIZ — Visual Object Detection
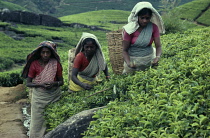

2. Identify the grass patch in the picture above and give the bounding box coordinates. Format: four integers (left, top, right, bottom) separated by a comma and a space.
59, 10, 130, 30
196, 8, 210, 26
0, 1, 27, 11
175, 0, 210, 20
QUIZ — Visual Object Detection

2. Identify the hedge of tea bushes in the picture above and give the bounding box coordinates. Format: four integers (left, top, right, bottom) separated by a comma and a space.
175, 0, 210, 25
45, 27, 209, 137
44, 74, 130, 131
0, 69, 23, 86
82, 28, 210, 137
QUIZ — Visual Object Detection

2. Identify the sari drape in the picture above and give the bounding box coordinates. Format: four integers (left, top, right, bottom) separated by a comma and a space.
29, 58, 61, 138
123, 22, 156, 74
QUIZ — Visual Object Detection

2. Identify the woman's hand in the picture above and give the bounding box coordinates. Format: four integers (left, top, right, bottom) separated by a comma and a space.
72, 68, 92, 90
105, 76, 110, 81
152, 57, 160, 66
153, 36, 162, 66
128, 61, 136, 68
81, 83, 93, 90
43, 82, 54, 89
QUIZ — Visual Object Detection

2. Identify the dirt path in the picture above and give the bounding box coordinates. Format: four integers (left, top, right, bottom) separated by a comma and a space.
0, 84, 28, 138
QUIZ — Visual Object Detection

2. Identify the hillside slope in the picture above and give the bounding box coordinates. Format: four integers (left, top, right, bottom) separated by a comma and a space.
0, 0, 209, 137
174, 0, 210, 26
45, 26, 210, 137
2, 0, 193, 17
0, 0, 26, 11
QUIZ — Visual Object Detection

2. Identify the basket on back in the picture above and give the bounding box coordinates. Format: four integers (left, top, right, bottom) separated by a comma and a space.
68, 48, 76, 82
106, 30, 124, 74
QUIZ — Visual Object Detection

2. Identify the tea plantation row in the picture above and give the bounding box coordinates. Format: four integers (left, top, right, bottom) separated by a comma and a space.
45, 27, 210, 137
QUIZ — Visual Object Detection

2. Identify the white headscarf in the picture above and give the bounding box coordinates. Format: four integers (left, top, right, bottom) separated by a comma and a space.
123, 2, 165, 35
75, 32, 106, 71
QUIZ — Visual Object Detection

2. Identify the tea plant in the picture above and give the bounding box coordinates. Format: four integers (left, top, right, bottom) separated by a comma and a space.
174, 0, 210, 25
0, 69, 23, 86
0, 2, 209, 136
43, 26, 210, 137
82, 27, 210, 137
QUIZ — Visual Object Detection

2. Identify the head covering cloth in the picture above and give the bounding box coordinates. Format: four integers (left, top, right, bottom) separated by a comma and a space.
21, 41, 60, 78
123, 1, 165, 35
75, 32, 106, 71
39, 41, 57, 51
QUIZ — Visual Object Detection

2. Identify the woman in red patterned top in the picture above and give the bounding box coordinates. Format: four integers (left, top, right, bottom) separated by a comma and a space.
22, 41, 63, 138
68, 32, 109, 91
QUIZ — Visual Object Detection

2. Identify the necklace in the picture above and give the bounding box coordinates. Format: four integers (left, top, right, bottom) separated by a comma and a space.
38, 59, 47, 67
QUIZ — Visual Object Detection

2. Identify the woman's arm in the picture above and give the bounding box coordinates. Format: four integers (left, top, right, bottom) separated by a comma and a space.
54, 63, 64, 87
26, 77, 44, 88
26, 76, 63, 89
122, 40, 135, 68
71, 68, 92, 90
153, 37, 162, 65
55, 76, 64, 87
103, 64, 110, 79
47, 63, 64, 88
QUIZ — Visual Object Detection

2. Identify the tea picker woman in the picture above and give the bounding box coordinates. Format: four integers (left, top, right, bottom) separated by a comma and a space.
22, 41, 63, 138
122, 1, 165, 74
68, 32, 109, 92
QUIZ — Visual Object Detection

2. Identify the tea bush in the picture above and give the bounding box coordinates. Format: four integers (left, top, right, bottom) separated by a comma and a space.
0, 69, 23, 86
44, 26, 210, 137
161, 11, 199, 34
0, 3, 209, 136
196, 8, 210, 26
0, 57, 14, 71
174, 0, 210, 25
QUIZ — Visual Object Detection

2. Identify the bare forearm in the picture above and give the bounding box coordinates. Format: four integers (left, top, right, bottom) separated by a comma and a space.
56, 77, 64, 86
123, 51, 130, 65
122, 40, 131, 65
103, 65, 109, 76
71, 68, 85, 88
154, 37, 162, 57
156, 46, 162, 57
72, 75, 84, 87
26, 82, 43, 88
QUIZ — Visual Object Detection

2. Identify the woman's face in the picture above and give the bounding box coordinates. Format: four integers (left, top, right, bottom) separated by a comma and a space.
40, 47, 51, 62
138, 14, 151, 27
83, 41, 97, 57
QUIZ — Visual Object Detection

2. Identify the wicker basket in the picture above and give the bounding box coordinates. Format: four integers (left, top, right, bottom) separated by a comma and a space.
68, 48, 76, 82
106, 30, 124, 74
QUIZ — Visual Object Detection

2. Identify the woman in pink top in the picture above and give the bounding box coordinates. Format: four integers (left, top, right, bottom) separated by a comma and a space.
122, 2, 165, 73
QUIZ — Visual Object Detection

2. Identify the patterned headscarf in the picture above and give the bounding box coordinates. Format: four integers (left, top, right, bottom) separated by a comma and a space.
123, 2, 165, 34
21, 41, 61, 78
39, 41, 57, 51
